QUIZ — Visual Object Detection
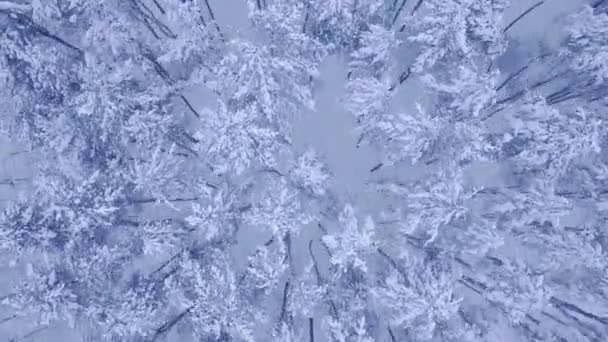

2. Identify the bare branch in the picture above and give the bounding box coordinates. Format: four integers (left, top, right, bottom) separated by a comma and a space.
0, 314, 17, 325
389, 67, 412, 91
391, 0, 408, 27
377, 247, 410, 285
309, 317, 315, 342
370, 163, 383, 173
149, 249, 185, 278
411, 0, 424, 15
0, 10, 83, 56
388, 326, 397, 342
279, 281, 290, 323
152, 0, 166, 14
130, 197, 199, 204
203, 0, 225, 42
308, 240, 323, 286
549, 297, 608, 325
503, 1, 544, 33
13, 325, 49, 341
151, 306, 194, 341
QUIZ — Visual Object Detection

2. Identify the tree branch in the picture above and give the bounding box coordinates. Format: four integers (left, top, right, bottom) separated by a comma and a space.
549, 297, 608, 326
279, 281, 290, 323
203, 0, 224, 41
151, 306, 194, 341
149, 249, 185, 278
131, 0, 176, 38
0, 314, 17, 325
0, 10, 83, 57
370, 163, 383, 173
388, 325, 397, 342
377, 247, 410, 286
388, 67, 412, 91
503, 1, 544, 33
309, 317, 315, 342
391, 0, 408, 27
308, 240, 323, 286
13, 325, 49, 341
131, 197, 199, 204
411, 0, 424, 14
152, 0, 166, 14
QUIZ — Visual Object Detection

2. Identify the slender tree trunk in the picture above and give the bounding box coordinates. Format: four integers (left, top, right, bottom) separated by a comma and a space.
411, 0, 424, 14
152, 0, 166, 14
279, 281, 290, 323
180, 95, 201, 118
503, 1, 544, 33
389, 67, 412, 91
391, 0, 408, 27
308, 240, 323, 286
377, 247, 409, 285
388, 326, 397, 342
593, 0, 607, 8
151, 306, 194, 341
203, 0, 224, 41
0, 11, 83, 56
14, 325, 49, 341
302, 1, 310, 33
0, 314, 17, 326
149, 249, 184, 277
131, 197, 199, 204
550, 297, 608, 325
309, 318, 314, 342
370, 163, 383, 173
496, 65, 530, 91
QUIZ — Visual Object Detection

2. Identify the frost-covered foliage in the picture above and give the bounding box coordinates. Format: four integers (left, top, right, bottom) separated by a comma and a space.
0, 0, 607, 341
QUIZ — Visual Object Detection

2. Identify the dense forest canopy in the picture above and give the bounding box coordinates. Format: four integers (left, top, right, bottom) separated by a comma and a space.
0, 0, 608, 341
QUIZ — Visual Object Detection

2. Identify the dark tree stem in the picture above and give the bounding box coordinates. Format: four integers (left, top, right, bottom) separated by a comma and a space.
496, 65, 529, 91
302, 2, 310, 33
391, 0, 408, 27
411, 0, 424, 14
377, 248, 410, 286
180, 95, 201, 118
503, 1, 544, 33
308, 240, 323, 285
152, 0, 166, 14
458, 278, 484, 295
203, 0, 224, 41
131, 0, 176, 38
142, 53, 201, 119
131, 197, 199, 204
283, 232, 295, 272
14, 325, 49, 341
389, 67, 412, 91
143, 18, 161, 38
279, 281, 290, 323
309, 318, 315, 342
388, 326, 397, 342
370, 163, 383, 173
0, 314, 17, 325
151, 306, 194, 341
550, 297, 608, 325
149, 249, 184, 277
0, 10, 83, 57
